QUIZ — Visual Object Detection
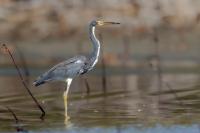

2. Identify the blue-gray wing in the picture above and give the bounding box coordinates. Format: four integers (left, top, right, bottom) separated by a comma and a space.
38, 56, 87, 82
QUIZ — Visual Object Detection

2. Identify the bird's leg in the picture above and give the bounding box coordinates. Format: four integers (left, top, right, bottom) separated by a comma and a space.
63, 91, 68, 119
63, 78, 72, 124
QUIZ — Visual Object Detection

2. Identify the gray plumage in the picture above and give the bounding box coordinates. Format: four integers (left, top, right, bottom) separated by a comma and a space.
33, 20, 101, 87
33, 56, 87, 86
33, 20, 119, 120
33, 20, 120, 91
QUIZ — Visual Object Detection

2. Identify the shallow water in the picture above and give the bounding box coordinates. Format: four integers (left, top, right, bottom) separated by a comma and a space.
0, 66, 200, 133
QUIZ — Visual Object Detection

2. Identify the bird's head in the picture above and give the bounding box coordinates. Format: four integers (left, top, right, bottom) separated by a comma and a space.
90, 20, 120, 26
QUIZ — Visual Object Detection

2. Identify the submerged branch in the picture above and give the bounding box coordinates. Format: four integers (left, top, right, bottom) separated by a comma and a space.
6, 106, 27, 132
99, 34, 107, 94
84, 78, 91, 95
1, 44, 45, 119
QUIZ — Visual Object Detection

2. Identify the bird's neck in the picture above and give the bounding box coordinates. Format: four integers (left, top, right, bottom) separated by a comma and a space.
89, 25, 100, 66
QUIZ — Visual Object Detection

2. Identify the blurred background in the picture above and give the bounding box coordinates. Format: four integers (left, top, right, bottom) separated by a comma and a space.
0, 0, 200, 132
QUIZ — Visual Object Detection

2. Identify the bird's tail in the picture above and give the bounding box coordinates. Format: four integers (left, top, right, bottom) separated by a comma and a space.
33, 74, 48, 87
33, 79, 46, 87
33, 70, 52, 87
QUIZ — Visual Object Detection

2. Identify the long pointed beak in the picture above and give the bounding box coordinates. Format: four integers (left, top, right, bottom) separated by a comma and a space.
97, 21, 120, 26
103, 22, 120, 25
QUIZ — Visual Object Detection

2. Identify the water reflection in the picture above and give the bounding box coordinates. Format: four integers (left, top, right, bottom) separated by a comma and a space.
0, 68, 200, 132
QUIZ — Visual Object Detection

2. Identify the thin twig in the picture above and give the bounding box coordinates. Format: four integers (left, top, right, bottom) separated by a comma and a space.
101, 57, 107, 94
99, 34, 107, 94
122, 35, 130, 90
6, 106, 19, 124
164, 82, 183, 105
1, 44, 45, 119
153, 30, 181, 105
6, 106, 26, 132
84, 78, 91, 95
15, 45, 30, 84
153, 28, 162, 103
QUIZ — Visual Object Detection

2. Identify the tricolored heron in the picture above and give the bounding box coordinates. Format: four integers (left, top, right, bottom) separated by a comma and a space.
33, 20, 120, 121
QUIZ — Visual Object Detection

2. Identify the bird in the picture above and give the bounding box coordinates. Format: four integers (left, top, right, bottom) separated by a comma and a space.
33, 20, 120, 121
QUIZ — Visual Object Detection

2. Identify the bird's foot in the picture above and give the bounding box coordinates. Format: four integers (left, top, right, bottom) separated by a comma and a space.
64, 115, 70, 126
65, 115, 70, 120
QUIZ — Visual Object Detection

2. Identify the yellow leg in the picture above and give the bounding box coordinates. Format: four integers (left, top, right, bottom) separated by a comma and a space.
63, 92, 70, 124
63, 78, 72, 126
